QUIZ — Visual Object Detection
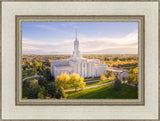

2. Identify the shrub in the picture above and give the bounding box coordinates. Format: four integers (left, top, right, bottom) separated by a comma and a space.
55, 87, 66, 99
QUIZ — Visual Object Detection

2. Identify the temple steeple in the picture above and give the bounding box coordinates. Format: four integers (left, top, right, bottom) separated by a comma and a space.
72, 29, 81, 59
75, 29, 77, 40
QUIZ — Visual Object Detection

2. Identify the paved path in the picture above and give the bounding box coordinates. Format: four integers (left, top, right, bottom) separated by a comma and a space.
64, 81, 114, 92
22, 73, 43, 81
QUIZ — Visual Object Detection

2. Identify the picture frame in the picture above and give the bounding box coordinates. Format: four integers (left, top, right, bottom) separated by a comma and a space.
1, 0, 159, 120
16, 15, 144, 106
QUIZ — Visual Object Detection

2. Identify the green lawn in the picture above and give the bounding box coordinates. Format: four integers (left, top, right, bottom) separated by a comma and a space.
86, 79, 112, 87
84, 77, 100, 81
67, 83, 138, 99
65, 80, 112, 90
22, 69, 35, 78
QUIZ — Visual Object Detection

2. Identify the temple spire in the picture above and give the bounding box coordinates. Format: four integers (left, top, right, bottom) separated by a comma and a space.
72, 29, 81, 58
75, 29, 77, 40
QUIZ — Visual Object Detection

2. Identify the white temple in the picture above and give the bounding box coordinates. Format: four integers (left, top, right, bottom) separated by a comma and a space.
51, 30, 107, 78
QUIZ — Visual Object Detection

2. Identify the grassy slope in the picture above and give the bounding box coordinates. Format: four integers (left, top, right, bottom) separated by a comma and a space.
67, 83, 138, 99
86, 80, 112, 87
84, 77, 100, 81
65, 80, 112, 90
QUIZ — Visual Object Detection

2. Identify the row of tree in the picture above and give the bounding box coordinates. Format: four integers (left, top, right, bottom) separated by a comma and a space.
22, 77, 65, 99
106, 59, 138, 68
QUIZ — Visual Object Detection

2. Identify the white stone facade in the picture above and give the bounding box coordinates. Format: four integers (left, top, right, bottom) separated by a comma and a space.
51, 31, 107, 78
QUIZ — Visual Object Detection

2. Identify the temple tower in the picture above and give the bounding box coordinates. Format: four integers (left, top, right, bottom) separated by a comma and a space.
72, 29, 81, 58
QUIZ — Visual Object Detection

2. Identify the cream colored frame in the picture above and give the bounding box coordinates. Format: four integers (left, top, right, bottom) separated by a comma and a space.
16, 15, 145, 106
1, 0, 159, 120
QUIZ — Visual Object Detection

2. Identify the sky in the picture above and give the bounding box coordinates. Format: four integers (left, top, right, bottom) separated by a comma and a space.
22, 22, 138, 55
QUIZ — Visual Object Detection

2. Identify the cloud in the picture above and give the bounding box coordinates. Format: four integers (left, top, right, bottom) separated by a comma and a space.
22, 31, 138, 55
35, 24, 72, 35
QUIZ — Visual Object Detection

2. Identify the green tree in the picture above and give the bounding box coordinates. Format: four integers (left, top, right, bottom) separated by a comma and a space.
70, 73, 86, 92
128, 67, 138, 86
100, 73, 106, 82
38, 86, 47, 99
30, 79, 39, 89
47, 84, 57, 98
23, 79, 30, 88
32, 60, 41, 72
23, 66, 27, 70
109, 72, 115, 80
105, 70, 111, 79
28, 79, 40, 99
22, 86, 29, 98
55, 72, 70, 90
114, 76, 122, 91
28, 88, 39, 99
105, 70, 115, 80
22, 79, 30, 98
38, 77, 47, 87
47, 59, 51, 66
55, 87, 66, 99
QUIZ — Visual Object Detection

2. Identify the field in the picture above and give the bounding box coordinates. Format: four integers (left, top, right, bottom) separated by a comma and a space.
67, 83, 138, 99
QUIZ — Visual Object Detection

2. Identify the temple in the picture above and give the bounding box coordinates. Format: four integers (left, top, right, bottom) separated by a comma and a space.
51, 30, 107, 78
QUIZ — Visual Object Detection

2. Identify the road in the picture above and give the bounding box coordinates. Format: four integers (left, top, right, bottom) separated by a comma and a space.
64, 81, 114, 92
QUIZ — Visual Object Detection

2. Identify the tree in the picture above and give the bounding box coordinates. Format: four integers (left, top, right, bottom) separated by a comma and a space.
26, 60, 30, 69
30, 79, 39, 89
32, 60, 42, 72
47, 59, 51, 66
114, 76, 121, 91
128, 67, 138, 86
22, 79, 30, 98
113, 57, 118, 61
28, 79, 40, 99
32, 60, 38, 72
23, 79, 30, 88
105, 70, 111, 79
38, 78, 44, 87
105, 70, 115, 80
38, 77, 47, 87
109, 72, 115, 80
55, 87, 66, 99
22, 86, 29, 98
29, 62, 33, 68
43, 69, 52, 80
28, 88, 39, 99
100, 73, 106, 82
70, 73, 86, 92
38, 86, 47, 99
47, 84, 57, 98
55, 72, 70, 90
23, 66, 27, 70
